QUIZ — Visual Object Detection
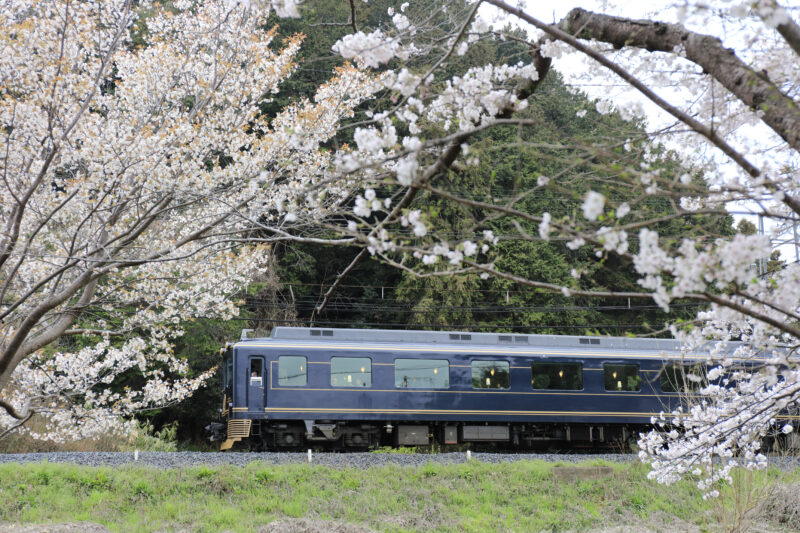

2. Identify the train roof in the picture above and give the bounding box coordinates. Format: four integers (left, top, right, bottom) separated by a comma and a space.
230, 327, 757, 358
228, 327, 788, 361
265, 327, 682, 351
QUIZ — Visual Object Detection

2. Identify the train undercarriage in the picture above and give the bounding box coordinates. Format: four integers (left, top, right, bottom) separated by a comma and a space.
207, 419, 649, 452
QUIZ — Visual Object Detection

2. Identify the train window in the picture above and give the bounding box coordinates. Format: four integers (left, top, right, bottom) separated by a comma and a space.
531, 362, 583, 390
471, 360, 510, 389
223, 358, 233, 388
250, 360, 262, 377
250, 359, 263, 387
331, 357, 372, 387
660, 364, 707, 393
603, 364, 641, 391
395, 359, 449, 389
278, 356, 307, 386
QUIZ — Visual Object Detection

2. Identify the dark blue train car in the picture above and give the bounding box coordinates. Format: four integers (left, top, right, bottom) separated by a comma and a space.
210, 327, 706, 451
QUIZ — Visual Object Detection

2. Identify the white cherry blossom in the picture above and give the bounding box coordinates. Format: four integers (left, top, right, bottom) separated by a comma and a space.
0, 0, 381, 440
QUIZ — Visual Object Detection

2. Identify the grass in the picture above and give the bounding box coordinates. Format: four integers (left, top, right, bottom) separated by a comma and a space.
370, 446, 419, 454
1, 460, 798, 532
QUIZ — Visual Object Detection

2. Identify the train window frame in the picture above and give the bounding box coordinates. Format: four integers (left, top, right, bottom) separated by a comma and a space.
531, 362, 583, 391
394, 358, 450, 389
331, 356, 372, 387
278, 355, 308, 386
471, 360, 510, 389
603, 363, 641, 392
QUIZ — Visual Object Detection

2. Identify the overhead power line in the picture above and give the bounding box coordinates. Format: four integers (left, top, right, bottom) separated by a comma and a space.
219, 316, 662, 331
240, 299, 702, 314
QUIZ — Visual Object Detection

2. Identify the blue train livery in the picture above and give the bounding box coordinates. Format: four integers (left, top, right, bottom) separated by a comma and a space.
208, 327, 712, 451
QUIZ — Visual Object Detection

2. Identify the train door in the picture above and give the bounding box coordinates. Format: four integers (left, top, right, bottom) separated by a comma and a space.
247, 356, 266, 413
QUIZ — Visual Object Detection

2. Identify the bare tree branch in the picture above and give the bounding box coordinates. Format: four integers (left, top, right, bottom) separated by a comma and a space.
63, 328, 128, 337
0, 410, 32, 440
0, 397, 31, 421
348, 0, 357, 33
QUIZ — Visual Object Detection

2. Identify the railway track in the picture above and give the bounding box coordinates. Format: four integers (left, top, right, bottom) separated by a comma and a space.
2, 451, 800, 470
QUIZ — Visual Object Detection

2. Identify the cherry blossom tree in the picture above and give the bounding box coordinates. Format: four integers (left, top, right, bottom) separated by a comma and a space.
0, 0, 380, 440
300, 0, 800, 494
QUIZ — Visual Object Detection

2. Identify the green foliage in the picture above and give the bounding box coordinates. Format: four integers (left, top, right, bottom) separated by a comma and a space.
195, 466, 215, 481
131, 479, 154, 500
253, 467, 275, 483
371, 446, 417, 454
127, 420, 178, 452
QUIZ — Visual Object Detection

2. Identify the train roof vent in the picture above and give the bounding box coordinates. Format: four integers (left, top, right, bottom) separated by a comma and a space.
498, 335, 513, 343
309, 329, 335, 337
514, 336, 528, 344
449, 333, 472, 341
579, 338, 601, 345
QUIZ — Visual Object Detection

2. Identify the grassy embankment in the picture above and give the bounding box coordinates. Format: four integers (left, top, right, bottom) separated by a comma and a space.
2, 459, 800, 532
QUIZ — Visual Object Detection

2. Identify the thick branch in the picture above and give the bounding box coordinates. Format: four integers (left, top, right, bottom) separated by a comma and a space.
0, 195, 172, 323
486, 1, 800, 218
0, 413, 32, 440
19, 275, 99, 357
0, 397, 30, 420
735, 289, 800, 323
0, 269, 97, 393
558, 7, 800, 155
703, 292, 800, 339
487, 1, 763, 179
63, 328, 128, 337
0, 192, 247, 392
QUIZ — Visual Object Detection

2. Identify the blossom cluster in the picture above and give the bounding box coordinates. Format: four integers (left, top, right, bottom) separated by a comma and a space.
0, 0, 381, 439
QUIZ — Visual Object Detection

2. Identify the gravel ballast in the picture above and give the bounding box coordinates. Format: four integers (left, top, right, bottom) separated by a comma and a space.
0, 451, 637, 468
2, 451, 799, 469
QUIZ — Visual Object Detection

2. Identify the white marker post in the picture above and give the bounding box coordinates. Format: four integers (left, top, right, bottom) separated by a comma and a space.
307, 449, 312, 463
466, 450, 471, 461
